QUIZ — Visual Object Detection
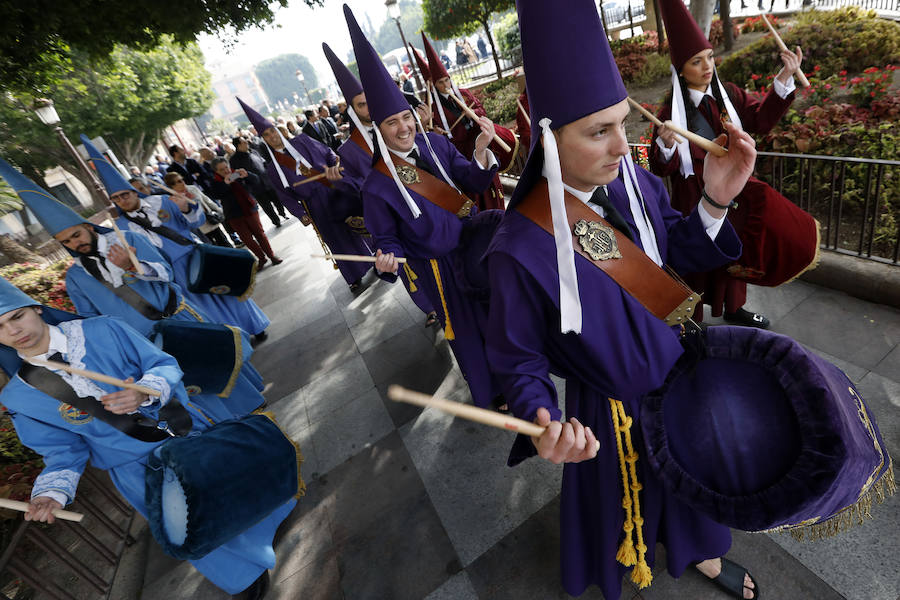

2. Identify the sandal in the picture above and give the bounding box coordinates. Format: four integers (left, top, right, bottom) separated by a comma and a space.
708, 557, 760, 599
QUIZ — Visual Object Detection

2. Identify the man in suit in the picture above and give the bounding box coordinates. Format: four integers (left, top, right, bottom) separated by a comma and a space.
301, 109, 333, 149
166, 144, 212, 193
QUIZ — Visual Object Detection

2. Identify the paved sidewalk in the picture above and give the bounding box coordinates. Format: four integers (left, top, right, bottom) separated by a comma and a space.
133, 218, 899, 600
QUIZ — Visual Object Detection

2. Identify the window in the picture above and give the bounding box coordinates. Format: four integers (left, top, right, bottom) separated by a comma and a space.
227, 81, 238, 93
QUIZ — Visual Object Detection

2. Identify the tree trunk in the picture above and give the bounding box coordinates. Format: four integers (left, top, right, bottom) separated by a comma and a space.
651, 0, 667, 53
0, 234, 44, 265
690, 0, 716, 38
722, 0, 733, 51
482, 19, 502, 80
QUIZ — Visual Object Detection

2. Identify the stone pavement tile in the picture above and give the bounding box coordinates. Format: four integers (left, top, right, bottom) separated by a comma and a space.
267, 393, 323, 478
856, 371, 900, 453
348, 291, 422, 353
873, 343, 900, 383
424, 571, 479, 600
272, 481, 334, 587
466, 496, 610, 599
771, 287, 900, 369
400, 382, 563, 566
269, 550, 343, 600
315, 431, 461, 599
640, 530, 845, 600
302, 353, 375, 425
308, 387, 395, 475
746, 278, 819, 324
139, 558, 228, 600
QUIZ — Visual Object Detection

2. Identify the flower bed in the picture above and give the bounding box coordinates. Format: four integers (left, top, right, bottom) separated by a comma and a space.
0, 260, 75, 313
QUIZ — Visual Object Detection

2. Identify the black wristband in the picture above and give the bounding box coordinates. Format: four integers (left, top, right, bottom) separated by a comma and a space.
701, 189, 737, 211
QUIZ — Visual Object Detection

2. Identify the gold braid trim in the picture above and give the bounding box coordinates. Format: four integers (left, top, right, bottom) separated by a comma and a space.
783, 218, 822, 285
430, 258, 455, 340
403, 262, 419, 293
498, 133, 522, 175
238, 253, 259, 301
175, 300, 204, 322
216, 325, 244, 398
609, 398, 652, 589
254, 409, 307, 499
185, 401, 215, 425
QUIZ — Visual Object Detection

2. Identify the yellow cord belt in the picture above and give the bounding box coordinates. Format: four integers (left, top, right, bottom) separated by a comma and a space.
609, 398, 652, 589
429, 259, 454, 340
402, 262, 419, 293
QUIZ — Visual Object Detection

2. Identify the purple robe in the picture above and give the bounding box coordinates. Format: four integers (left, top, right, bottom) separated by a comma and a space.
362, 132, 498, 408
264, 133, 372, 285
485, 168, 743, 598
338, 133, 435, 317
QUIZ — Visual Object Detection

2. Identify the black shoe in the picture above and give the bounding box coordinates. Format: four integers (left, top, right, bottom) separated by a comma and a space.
234, 571, 270, 600
254, 331, 268, 345
724, 308, 770, 329
349, 279, 362, 293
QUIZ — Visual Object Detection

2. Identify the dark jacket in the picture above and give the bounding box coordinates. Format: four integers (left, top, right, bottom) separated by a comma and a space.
230, 149, 273, 193
207, 172, 260, 220
303, 120, 338, 150
166, 158, 212, 191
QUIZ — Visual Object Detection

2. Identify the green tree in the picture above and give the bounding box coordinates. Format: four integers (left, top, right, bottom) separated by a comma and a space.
0, 178, 43, 265
373, 1, 426, 56
423, 0, 515, 79
254, 54, 319, 107
0, 37, 214, 188
0, 0, 325, 94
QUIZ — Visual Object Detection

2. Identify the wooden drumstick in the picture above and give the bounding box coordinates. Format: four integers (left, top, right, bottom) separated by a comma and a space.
388, 385, 602, 452
26, 358, 161, 397
448, 107, 471, 132
0, 498, 84, 523
311, 253, 407, 264
760, 14, 810, 88
516, 98, 531, 128
448, 94, 512, 153
292, 167, 344, 187
108, 215, 145, 276
626, 98, 685, 144
662, 120, 728, 157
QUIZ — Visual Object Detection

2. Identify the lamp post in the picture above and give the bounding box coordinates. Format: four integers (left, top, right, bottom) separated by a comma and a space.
385, 0, 424, 92
295, 70, 311, 106
32, 98, 109, 211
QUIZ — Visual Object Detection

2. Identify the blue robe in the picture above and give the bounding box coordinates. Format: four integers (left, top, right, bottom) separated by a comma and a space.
485, 169, 743, 598
361, 132, 499, 408
263, 134, 373, 285
115, 195, 270, 336
338, 133, 435, 316
1, 317, 293, 595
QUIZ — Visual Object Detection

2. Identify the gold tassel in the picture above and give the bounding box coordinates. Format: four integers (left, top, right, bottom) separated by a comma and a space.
430, 258, 455, 340
402, 262, 419, 293
610, 398, 636, 566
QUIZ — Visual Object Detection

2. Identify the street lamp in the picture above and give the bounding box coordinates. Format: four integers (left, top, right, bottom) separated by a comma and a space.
32, 98, 108, 211
385, 0, 424, 92
295, 70, 311, 106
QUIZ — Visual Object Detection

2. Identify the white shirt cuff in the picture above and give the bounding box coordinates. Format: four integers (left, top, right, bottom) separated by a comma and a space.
773, 75, 796, 99
655, 137, 677, 161
473, 148, 498, 170
697, 199, 727, 241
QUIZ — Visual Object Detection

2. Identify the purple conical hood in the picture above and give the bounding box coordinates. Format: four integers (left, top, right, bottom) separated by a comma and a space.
344, 4, 409, 124
323, 42, 363, 103
237, 97, 276, 135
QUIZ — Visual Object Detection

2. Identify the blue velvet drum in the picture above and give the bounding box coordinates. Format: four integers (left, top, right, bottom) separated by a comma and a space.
151, 320, 245, 397
641, 325, 894, 535
187, 245, 258, 300
145, 414, 299, 560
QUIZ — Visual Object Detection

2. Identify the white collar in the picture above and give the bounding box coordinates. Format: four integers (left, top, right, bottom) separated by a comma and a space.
388, 145, 418, 160
562, 183, 609, 204
17, 324, 66, 361
687, 85, 713, 107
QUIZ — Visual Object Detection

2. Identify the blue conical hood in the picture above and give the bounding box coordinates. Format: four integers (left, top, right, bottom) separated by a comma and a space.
0, 157, 88, 236
79, 134, 133, 196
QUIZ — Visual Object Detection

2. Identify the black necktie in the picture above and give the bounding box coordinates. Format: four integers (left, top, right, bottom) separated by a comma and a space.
47, 351, 68, 365
81, 253, 109, 282
588, 187, 633, 241
408, 149, 436, 177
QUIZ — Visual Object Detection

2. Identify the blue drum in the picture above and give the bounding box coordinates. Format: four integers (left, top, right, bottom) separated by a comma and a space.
187, 244, 257, 300
151, 320, 247, 397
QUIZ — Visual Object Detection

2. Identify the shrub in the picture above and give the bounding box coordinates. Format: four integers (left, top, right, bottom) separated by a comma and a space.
631, 53, 671, 86
708, 17, 742, 48
477, 77, 520, 124
0, 260, 75, 313
739, 14, 780, 34
494, 12, 521, 61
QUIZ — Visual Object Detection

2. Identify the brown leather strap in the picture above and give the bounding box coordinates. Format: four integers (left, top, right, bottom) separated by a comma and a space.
272, 149, 331, 189
349, 127, 373, 157
516, 180, 698, 326
374, 153, 474, 218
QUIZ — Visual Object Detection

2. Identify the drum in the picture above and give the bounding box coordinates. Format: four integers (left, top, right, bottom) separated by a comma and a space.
145, 414, 300, 560
151, 320, 248, 397
641, 325, 894, 537
453, 209, 504, 303
187, 244, 258, 300
725, 178, 820, 287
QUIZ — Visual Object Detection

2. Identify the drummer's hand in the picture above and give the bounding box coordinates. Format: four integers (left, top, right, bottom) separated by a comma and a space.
107, 244, 138, 271
702, 122, 756, 214
657, 123, 678, 149
25, 496, 63, 524
776, 46, 803, 86
415, 104, 432, 128
100, 378, 148, 415
474, 116, 495, 164
374, 249, 399, 275
531, 407, 598, 464
324, 157, 342, 181
300, 214, 311, 226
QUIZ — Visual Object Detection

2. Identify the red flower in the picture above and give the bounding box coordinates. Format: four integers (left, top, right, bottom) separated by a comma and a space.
813, 65, 821, 72
863, 67, 878, 74
870, 91, 876, 97
751, 73, 761, 80
839, 70, 847, 76
824, 84, 831, 90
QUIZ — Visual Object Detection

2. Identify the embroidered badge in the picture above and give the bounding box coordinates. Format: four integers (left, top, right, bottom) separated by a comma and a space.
344, 216, 370, 236
395, 164, 421, 185
157, 209, 170, 222
209, 285, 232, 295
297, 164, 313, 177
456, 199, 474, 218
184, 385, 202, 395
122, 272, 138, 285
573, 219, 622, 261
59, 403, 93, 425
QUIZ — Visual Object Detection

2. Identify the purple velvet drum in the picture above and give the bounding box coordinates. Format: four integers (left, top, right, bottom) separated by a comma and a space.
641, 325, 894, 535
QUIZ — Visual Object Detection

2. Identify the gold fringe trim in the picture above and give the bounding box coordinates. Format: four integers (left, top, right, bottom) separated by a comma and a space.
783, 218, 822, 285
609, 398, 652, 589
254, 409, 307, 499
238, 252, 259, 301
216, 325, 244, 398
175, 299, 204, 322
403, 262, 419, 293
430, 258, 454, 340
498, 133, 521, 175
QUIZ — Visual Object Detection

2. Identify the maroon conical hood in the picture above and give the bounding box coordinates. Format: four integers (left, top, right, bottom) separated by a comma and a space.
658, 0, 713, 70
421, 32, 450, 82
409, 43, 430, 82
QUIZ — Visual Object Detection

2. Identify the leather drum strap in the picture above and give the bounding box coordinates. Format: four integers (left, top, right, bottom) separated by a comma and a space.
516, 180, 698, 326
374, 155, 474, 218
273, 149, 332, 189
